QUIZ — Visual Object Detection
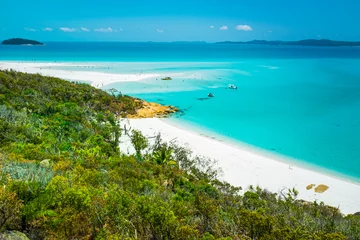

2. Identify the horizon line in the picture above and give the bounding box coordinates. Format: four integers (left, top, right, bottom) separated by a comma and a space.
3, 38, 360, 43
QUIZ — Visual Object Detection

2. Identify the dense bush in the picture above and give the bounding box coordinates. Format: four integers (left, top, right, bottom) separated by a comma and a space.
0, 70, 359, 239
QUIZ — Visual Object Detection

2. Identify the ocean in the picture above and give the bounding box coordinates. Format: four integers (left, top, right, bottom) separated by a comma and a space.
1, 42, 360, 181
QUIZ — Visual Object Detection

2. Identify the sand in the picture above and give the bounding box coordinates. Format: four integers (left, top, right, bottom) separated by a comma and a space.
0, 61, 159, 87
120, 118, 360, 215
2, 61, 359, 214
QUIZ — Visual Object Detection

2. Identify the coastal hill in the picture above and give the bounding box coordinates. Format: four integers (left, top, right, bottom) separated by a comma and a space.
2, 38, 43, 45
216, 39, 360, 47
0, 70, 359, 239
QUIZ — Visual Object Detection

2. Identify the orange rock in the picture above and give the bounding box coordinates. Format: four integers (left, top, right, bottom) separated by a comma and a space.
127, 100, 178, 118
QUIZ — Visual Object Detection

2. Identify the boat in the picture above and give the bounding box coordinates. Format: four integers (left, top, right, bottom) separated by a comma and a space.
208, 93, 214, 97
228, 84, 237, 89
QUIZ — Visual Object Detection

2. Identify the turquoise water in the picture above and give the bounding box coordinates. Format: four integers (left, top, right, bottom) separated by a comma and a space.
1, 42, 360, 181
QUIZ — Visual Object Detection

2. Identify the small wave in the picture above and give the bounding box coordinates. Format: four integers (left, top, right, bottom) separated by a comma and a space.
258, 65, 279, 70
237, 70, 252, 76
208, 85, 221, 89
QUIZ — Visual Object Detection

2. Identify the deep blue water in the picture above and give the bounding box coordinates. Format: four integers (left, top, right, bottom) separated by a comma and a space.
1, 42, 360, 61
1, 42, 360, 181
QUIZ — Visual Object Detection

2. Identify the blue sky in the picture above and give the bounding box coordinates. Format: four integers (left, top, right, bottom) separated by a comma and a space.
2, 0, 360, 42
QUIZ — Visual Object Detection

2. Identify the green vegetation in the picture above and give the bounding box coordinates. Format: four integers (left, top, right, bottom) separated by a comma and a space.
2, 38, 44, 45
161, 77, 172, 80
0, 70, 359, 239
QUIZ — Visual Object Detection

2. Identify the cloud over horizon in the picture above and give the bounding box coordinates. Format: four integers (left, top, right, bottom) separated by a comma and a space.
210, 25, 214, 29
220, 26, 228, 30
157, 29, 164, 33
60, 27, 76, 32
235, 25, 253, 31
81, 27, 90, 32
94, 27, 113, 32
43, 28, 53, 32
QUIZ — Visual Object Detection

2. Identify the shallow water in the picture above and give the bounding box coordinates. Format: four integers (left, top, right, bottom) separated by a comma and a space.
1, 42, 360, 181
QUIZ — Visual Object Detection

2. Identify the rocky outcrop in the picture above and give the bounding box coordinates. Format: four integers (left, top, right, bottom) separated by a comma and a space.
127, 101, 178, 118
0, 231, 30, 240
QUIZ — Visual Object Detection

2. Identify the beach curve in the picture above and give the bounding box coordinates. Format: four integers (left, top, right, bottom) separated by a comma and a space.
0, 61, 160, 87
2, 61, 359, 215
120, 118, 360, 215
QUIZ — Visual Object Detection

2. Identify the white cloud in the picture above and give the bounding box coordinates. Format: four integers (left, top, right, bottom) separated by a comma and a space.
235, 25, 253, 31
119, 28, 123, 32
157, 29, 164, 33
24, 28, 36, 32
210, 25, 214, 29
81, 27, 90, 32
94, 27, 113, 32
220, 26, 228, 30
268, 30, 272, 33
43, 28, 53, 32
60, 27, 76, 32
114, 29, 118, 32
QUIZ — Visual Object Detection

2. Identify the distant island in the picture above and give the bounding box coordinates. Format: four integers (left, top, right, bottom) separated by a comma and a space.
216, 39, 360, 47
146, 41, 207, 44
171, 41, 207, 44
2, 38, 43, 45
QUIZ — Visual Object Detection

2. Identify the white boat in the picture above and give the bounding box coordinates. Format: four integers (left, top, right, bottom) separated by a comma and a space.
228, 84, 237, 89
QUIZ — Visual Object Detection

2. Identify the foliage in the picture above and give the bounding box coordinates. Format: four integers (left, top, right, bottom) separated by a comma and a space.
0, 70, 359, 239
2, 162, 53, 188
130, 129, 148, 160
0, 187, 23, 231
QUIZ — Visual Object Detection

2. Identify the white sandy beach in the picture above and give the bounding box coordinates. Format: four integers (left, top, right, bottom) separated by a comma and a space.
0, 61, 159, 87
2, 61, 359, 214
120, 118, 360, 214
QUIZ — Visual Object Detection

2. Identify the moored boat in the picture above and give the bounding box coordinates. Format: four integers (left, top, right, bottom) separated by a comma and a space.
228, 84, 237, 89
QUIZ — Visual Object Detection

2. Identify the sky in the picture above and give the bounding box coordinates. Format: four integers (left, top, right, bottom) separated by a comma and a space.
1, 0, 360, 42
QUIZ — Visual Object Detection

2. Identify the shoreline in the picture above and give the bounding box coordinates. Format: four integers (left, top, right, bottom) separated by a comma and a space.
121, 118, 360, 214
0, 61, 159, 87
1, 61, 360, 214
167, 117, 360, 185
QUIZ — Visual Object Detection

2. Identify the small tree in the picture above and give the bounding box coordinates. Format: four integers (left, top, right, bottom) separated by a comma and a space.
130, 130, 148, 161
152, 146, 174, 165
